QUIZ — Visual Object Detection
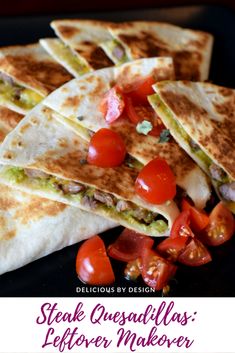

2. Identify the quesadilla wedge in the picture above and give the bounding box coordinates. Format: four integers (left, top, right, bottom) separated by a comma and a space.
0, 103, 180, 237
0, 105, 116, 275
149, 81, 235, 212
50, 20, 114, 71
50, 19, 213, 81
43, 58, 211, 209
0, 43, 72, 114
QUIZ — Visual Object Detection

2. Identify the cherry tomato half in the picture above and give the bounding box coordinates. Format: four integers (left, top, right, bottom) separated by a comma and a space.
99, 86, 125, 124
126, 76, 155, 105
76, 235, 115, 285
170, 210, 194, 239
108, 228, 154, 262
182, 198, 209, 232
87, 128, 126, 167
200, 202, 234, 246
157, 236, 189, 262
135, 158, 176, 204
141, 248, 177, 290
178, 238, 212, 267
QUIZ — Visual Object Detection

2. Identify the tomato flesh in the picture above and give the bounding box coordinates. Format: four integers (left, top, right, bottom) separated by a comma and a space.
87, 128, 126, 167
200, 202, 234, 246
76, 235, 115, 285
141, 248, 177, 290
108, 228, 154, 262
157, 236, 189, 261
170, 210, 194, 239
135, 158, 176, 204
100, 86, 125, 123
178, 238, 212, 267
182, 198, 209, 232
125, 76, 155, 105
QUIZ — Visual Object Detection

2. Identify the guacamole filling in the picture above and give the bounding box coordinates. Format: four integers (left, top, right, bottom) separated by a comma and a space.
149, 94, 234, 203
52, 40, 91, 76
101, 39, 129, 65
0, 73, 43, 111
3, 166, 168, 234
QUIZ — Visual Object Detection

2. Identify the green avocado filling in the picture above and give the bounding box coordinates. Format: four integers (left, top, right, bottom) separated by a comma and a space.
0, 79, 43, 111
52, 40, 91, 76
101, 39, 129, 65
2, 166, 168, 235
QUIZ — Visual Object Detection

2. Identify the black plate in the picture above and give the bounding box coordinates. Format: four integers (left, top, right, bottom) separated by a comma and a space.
0, 5, 235, 297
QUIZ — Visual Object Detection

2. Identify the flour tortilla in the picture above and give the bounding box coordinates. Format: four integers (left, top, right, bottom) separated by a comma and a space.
44, 58, 211, 209
0, 106, 116, 275
51, 19, 213, 81
51, 20, 114, 71
150, 81, 235, 211
0, 103, 179, 237
0, 43, 72, 114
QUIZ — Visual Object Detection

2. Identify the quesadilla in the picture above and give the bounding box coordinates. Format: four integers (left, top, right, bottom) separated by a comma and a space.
149, 81, 235, 212
0, 103, 180, 237
0, 43, 72, 114
43, 58, 211, 209
0, 106, 116, 275
49, 19, 213, 80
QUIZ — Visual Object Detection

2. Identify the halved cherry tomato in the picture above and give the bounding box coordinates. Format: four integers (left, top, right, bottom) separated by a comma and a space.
108, 228, 154, 262
141, 248, 177, 290
157, 236, 189, 261
76, 235, 115, 285
124, 258, 142, 281
170, 210, 194, 239
199, 202, 234, 246
178, 238, 212, 267
125, 97, 157, 126
99, 86, 125, 124
126, 76, 155, 105
182, 198, 209, 232
135, 158, 176, 204
87, 128, 126, 167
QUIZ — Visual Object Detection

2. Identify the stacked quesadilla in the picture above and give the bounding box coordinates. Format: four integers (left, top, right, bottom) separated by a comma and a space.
40, 19, 213, 80
0, 106, 116, 275
43, 58, 211, 209
0, 43, 72, 114
149, 81, 235, 213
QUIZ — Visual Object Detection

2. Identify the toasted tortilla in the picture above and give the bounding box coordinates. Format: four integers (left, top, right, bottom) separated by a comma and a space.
44, 58, 211, 209
108, 21, 213, 81
0, 43, 72, 114
0, 103, 180, 237
51, 20, 114, 71
50, 19, 213, 81
0, 106, 116, 275
150, 81, 235, 211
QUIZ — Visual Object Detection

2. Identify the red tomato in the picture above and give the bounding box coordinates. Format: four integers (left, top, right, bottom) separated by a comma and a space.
141, 248, 177, 290
126, 76, 155, 105
108, 228, 154, 262
148, 124, 165, 137
157, 236, 189, 261
124, 258, 142, 281
87, 128, 126, 167
76, 235, 115, 285
135, 158, 176, 204
178, 238, 212, 267
99, 86, 125, 123
125, 97, 157, 126
200, 202, 234, 246
170, 210, 194, 239
182, 198, 209, 232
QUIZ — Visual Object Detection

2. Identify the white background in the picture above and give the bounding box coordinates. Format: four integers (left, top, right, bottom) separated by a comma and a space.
0, 297, 234, 353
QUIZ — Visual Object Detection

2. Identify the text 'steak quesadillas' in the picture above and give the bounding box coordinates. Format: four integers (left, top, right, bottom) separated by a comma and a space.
0, 105, 117, 276
0, 43, 72, 114
47, 19, 213, 81
43, 58, 211, 209
0, 103, 180, 238
149, 81, 235, 213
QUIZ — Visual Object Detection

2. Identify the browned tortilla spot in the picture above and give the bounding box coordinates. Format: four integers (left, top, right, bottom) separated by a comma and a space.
0, 196, 20, 211
19, 123, 31, 134
15, 198, 67, 225
5, 230, 16, 240
62, 95, 81, 108
160, 91, 207, 122
76, 46, 113, 70
58, 25, 81, 39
